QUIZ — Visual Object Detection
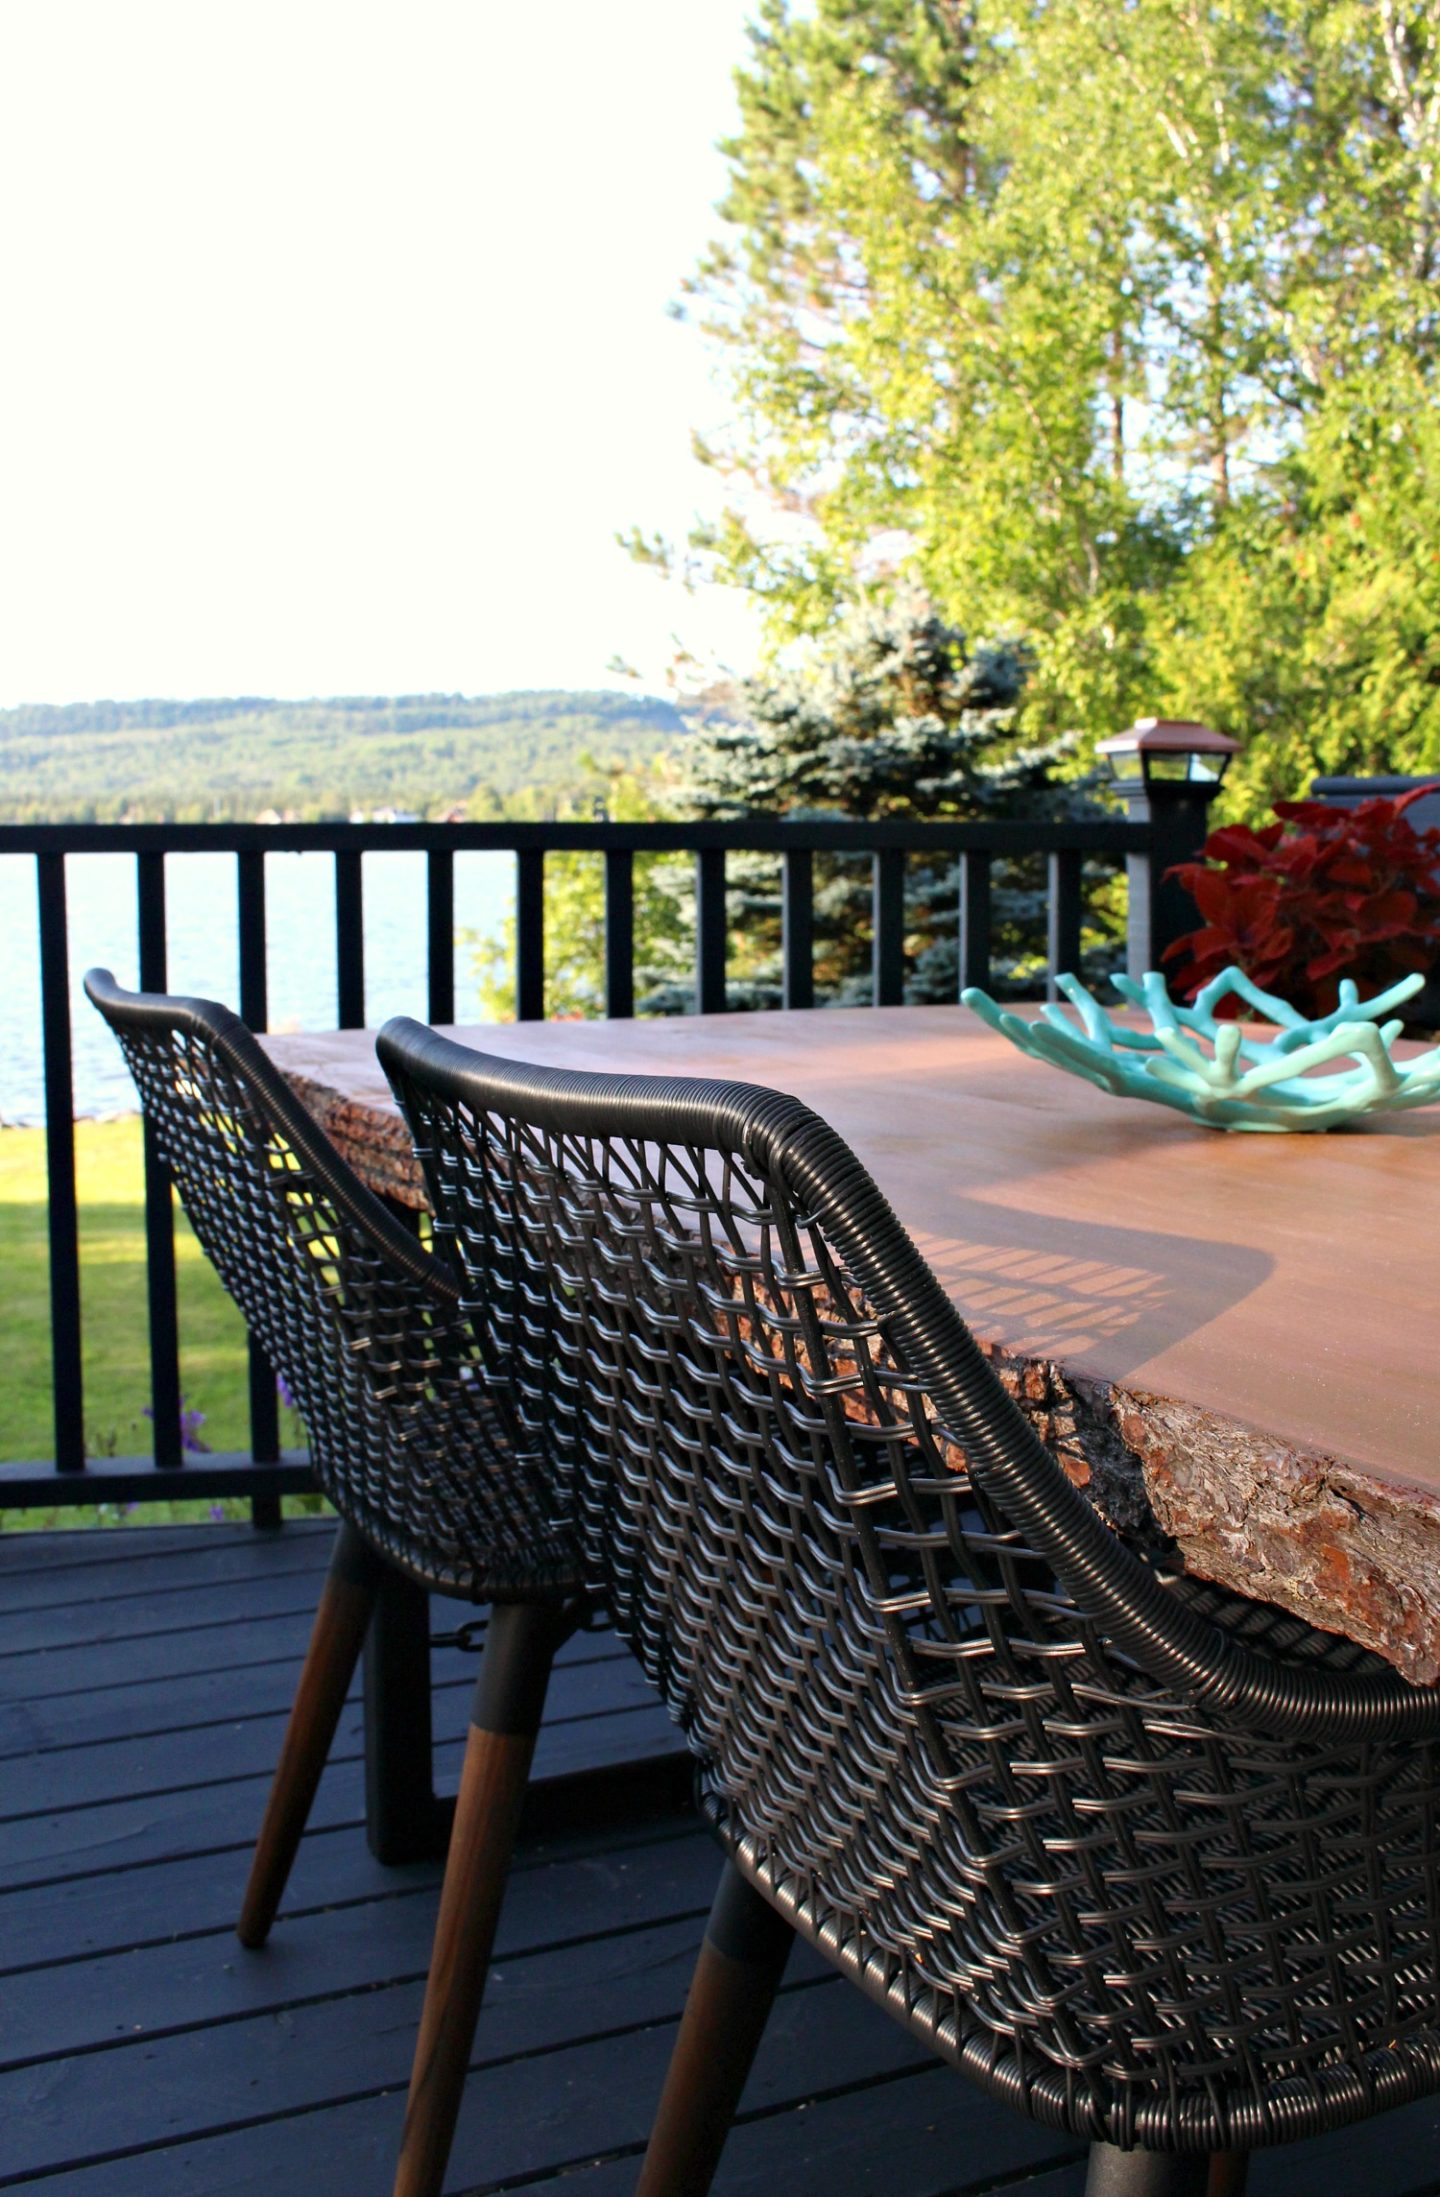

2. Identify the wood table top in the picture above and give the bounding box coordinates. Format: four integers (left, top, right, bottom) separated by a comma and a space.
262, 1005, 1440, 1682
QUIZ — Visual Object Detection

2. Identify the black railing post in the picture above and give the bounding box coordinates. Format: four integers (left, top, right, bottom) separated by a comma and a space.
426, 850, 455, 1026
872, 849, 905, 1006
137, 853, 183, 1470
604, 848, 635, 1020
237, 850, 268, 1030
695, 849, 727, 1014
959, 850, 993, 995
36, 853, 85, 1474
335, 851, 365, 1028
1046, 849, 1083, 1000
237, 850, 282, 1527
782, 848, 814, 1011
516, 850, 545, 1021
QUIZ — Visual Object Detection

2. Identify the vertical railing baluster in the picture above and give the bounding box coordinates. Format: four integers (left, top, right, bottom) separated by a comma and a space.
335, 848, 365, 1028
604, 848, 634, 1020
237, 849, 281, 1528
695, 848, 727, 1014
237, 850, 268, 1031
960, 850, 993, 994
1047, 848, 1083, 1000
782, 848, 814, 1011
426, 849, 455, 1026
36, 853, 85, 1474
516, 849, 545, 1021
137, 852, 182, 1470
872, 849, 906, 1007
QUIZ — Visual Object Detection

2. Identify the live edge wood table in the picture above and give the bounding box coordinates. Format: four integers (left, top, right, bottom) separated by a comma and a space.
263, 1004, 1440, 1690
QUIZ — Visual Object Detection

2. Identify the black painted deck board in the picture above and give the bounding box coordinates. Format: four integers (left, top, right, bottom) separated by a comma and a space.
0, 1566, 337, 1656
2, 1829, 723, 2069
0, 1521, 284, 1577
2, 1525, 1435, 2197
0, 1812, 694, 1980
0, 1602, 618, 1711
0, 1528, 331, 1614
2, 1649, 658, 1810
0, 1703, 684, 1889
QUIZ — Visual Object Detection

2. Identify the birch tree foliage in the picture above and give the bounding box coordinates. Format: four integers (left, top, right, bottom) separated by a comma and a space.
648, 0, 1440, 805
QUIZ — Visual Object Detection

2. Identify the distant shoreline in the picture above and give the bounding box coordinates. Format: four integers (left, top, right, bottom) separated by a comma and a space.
0, 686, 687, 825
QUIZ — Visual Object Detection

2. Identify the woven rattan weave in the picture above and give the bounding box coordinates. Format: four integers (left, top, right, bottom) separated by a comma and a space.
380, 1016, 1440, 2161
84, 971, 576, 1605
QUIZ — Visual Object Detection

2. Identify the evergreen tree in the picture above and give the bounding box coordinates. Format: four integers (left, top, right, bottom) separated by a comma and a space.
638, 596, 1113, 1010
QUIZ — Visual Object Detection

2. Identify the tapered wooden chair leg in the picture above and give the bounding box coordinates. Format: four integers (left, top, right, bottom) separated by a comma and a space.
237, 1522, 386, 1948
392, 1599, 573, 2197
634, 1857, 796, 2197
1207, 2156, 1248, 2196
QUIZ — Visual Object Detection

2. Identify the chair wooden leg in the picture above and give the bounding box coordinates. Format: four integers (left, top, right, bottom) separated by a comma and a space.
392, 1599, 573, 2197
634, 1857, 796, 2197
1207, 2157, 1249, 2197
1086, 2144, 1216, 2195
237, 1522, 385, 1948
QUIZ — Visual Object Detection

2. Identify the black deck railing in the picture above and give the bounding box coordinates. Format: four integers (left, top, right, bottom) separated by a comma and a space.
0, 812, 1170, 1512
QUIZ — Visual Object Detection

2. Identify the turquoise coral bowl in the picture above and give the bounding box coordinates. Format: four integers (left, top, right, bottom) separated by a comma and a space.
961, 967, 1440, 1133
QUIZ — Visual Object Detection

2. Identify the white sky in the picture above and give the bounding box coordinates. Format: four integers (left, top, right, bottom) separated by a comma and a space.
0, 1, 763, 706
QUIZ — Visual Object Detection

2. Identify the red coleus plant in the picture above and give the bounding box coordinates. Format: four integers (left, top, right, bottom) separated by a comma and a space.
1165, 786, 1440, 1019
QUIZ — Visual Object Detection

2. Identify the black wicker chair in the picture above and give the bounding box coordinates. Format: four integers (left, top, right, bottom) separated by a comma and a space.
379, 1015, 1440, 2197
85, 972, 587, 2197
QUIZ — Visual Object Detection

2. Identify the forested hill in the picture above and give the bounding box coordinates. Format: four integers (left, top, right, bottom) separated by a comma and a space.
0, 690, 685, 821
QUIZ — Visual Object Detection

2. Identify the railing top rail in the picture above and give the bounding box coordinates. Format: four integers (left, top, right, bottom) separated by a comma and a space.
0, 816, 1144, 857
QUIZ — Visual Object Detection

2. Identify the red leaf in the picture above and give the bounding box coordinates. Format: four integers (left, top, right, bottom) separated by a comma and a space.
1169, 788, 1440, 1018
1204, 823, 1280, 866
1307, 945, 1360, 979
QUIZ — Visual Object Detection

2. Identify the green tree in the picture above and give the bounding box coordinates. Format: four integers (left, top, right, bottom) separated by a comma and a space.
636, 0, 1440, 811
469, 759, 686, 1021
638, 596, 1114, 1010
1153, 360, 1440, 815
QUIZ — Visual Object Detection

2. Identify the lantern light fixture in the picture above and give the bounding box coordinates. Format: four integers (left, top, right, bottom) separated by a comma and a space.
1097, 718, 1241, 790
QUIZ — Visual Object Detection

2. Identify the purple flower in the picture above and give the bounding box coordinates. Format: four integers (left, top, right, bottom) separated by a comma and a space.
180, 1403, 210, 1455
208, 1503, 228, 1522
142, 1395, 211, 1455
275, 1371, 297, 1412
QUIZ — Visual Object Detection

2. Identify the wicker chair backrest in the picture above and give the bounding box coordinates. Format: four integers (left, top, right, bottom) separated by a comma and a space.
381, 1018, 1440, 2153
84, 972, 575, 1600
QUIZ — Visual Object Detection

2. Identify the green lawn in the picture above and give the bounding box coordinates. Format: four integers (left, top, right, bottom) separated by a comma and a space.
0, 1116, 313, 1529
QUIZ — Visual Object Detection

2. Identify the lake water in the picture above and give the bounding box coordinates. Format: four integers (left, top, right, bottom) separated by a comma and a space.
0, 849, 513, 1124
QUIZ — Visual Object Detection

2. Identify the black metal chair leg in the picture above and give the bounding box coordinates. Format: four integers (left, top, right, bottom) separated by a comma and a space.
1086, 2144, 1217, 2196
237, 1521, 385, 1948
634, 1857, 796, 2197
392, 1599, 574, 2197
364, 1565, 441, 1862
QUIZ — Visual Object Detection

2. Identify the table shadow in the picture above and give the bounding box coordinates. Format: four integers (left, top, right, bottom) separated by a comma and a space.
907, 1191, 1272, 1385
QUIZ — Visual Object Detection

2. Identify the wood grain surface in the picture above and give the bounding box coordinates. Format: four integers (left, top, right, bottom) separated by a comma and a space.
263, 1006, 1440, 1681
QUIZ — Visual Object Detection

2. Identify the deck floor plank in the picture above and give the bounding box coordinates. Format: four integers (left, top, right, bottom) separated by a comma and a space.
1, 1648, 658, 1808
0, 1528, 332, 1615
3, 1524, 1436, 2197
0, 1704, 683, 1888
0, 1522, 297, 1578
0, 1813, 691, 1980
0, 1603, 618, 1711
1, 1826, 722, 2069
